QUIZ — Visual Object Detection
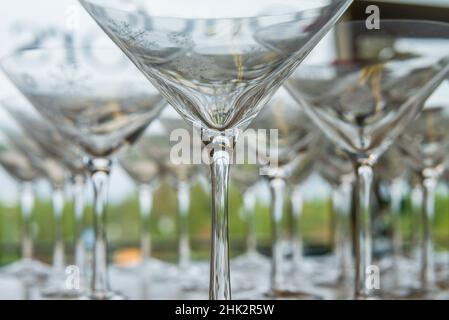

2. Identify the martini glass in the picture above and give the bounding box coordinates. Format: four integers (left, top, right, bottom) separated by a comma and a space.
409, 172, 424, 264
287, 156, 314, 279
150, 110, 212, 293
1, 46, 166, 300
285, 20, 449, 299
439, 169, 449, 286
375, 146, 418, 296
118, 121, 187, 299
6, 106, 91, 295
2, 96, 89, 298
249, 88, 320, 298
313, 141, 354, 297
118, 120, 178, 274
395, 104, 449, 298
229, 165, 270, 293
79, 0, 353, 300
158, 112, 200, 276
231, 165, 269, 272
2, 97, 81, 298
0, 117, 49, 285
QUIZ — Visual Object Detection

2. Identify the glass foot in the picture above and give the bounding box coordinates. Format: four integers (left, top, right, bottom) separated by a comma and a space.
231, 269, 270, 293
117, 258, 177, 282
41, 288, 84, 299
437, 278, 449, 290
231, 251, 270, 271
176, 262, 209, 292
0, 259, 50, 283
259, 286, 326, 300
263, 281, 329, 299
81, 291, 125, 300
381, 285, 441, 299
231, 252, 270, 293
41, 283, 84, 299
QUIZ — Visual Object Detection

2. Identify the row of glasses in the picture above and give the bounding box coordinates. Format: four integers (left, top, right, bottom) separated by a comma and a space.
314, 139, 354, 293
230, 165, 270, 288
285, 20, 449, 299
118, 121, 170, 276
3, 0, 448, 301
375, 147, 415, 296
2, 96, 89, 298
117, 122, 171, 300
79, 0, 354, 300
1, 46, 166, 299
395, 103, 449, 298
158, 112, 205, 283
119, 110, 209, 295
2, 90, 449, 300
1, 98, 72, 298
247, 88, 322, 298
0, 112, 50, 287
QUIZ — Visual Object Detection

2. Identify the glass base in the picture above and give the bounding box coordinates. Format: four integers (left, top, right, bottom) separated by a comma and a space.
81, 291, 125, 300
41, 288, 84, 299
231, 251, 270, 271
177, 262, 209, 292
260, 280, 330, 299
41, 279, 84, 299
381, 286, 441, 299
434, 252, 448, 274
231, 252, 270, 293
266, 288, 324, 299
0, 259, 50, 283
437, 277, 449, 290
117, 258, 177, 282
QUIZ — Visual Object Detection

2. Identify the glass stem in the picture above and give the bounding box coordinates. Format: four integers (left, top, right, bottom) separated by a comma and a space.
333, 180, 352, 281
20, 182, 35, 261
208, 136, 233, 300
52, 186, 65, 274
87, 158, 112, 299
290, 184, 303, 272
243, 188, 257, 255
354, 163, 374, 299
73, 175, 86, 280
138, 183, 153, 263
411, 184, 423, 259
269, 177, 287, 293
177, 180, 191, 270
390, 178, 403, 285
420, 176, 436, 289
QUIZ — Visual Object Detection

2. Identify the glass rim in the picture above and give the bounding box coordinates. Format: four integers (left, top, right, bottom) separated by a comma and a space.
288, 18, 449, 68
0, 45, 130, 67
79, 0, 353, 22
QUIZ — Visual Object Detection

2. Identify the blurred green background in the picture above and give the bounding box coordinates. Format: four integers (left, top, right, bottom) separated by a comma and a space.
1, 178, 449, 267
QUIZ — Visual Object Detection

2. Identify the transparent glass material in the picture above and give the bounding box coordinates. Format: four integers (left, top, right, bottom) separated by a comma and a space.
375, 147, 418, 297
287, 157, 315, 282
313, 140, 354, 297
159, 113, 207, 291
286, 20, 449, 299
80, 0, 352, 300
1, 47, 166, 300
395, 104, 449, 298
248, 88, 320, 298
231, 165, 269, 269
80, 0, 352, 134
1, 97, 86, 297
0, 126, 49, 285
230, 165, 270, 293
118, 120, 176, 285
